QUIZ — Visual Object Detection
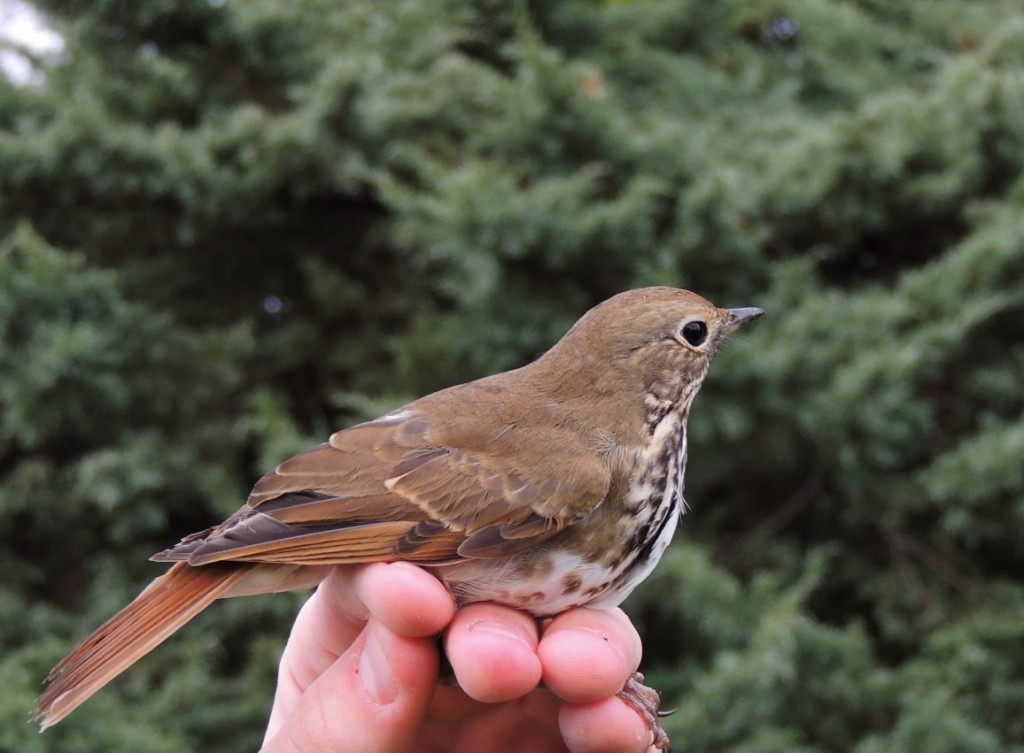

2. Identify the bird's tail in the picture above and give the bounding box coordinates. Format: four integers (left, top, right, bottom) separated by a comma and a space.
35, 562, 248, 729
36, 559, 329, 728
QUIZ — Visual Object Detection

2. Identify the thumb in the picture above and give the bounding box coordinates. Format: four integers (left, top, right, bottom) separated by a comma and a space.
260, 619, 438, 753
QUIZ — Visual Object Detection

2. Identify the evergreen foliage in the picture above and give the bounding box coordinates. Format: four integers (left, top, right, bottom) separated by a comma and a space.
2, 1, 1023, 750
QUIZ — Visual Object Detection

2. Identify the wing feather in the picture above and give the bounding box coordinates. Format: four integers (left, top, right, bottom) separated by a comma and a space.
156, 395, 611, 567
186, 519, 418, 565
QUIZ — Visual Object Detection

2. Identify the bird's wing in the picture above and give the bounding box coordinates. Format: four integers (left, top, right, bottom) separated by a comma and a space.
153, 403, 610, 566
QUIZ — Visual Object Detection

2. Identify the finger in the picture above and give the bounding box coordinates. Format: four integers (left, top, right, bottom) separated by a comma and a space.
261, 619, 439, 753
560, 696, 654, 753
291, 563, 453, 686
445, 602, 542, 703
539, 607, 642, 703
353, 561, 455, 638
268, 563, 453, 736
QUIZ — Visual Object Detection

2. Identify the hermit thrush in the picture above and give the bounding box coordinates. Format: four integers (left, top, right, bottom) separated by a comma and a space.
36, 287, 763, 749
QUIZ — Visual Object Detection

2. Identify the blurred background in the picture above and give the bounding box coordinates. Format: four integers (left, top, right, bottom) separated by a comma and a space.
2, 1, 1023, 751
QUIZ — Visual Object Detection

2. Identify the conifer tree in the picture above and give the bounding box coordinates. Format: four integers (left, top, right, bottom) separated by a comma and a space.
2, 1, 1023, 750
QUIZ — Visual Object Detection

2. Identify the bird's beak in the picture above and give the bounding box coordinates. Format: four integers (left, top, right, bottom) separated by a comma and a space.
723, 307, 765, 334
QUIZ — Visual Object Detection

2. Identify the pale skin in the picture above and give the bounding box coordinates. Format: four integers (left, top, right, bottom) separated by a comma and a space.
260, 562, 658, 753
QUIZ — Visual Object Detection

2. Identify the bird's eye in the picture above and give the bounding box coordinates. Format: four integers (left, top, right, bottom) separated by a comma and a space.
681, 320, 708, 346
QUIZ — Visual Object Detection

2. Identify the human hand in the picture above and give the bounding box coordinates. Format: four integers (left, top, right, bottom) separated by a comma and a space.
260, 562, 657, 753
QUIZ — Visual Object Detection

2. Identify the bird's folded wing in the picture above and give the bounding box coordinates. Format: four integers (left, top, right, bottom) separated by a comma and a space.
153, 407, 610, 566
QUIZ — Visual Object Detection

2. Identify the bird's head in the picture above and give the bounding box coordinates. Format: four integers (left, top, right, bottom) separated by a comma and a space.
540, 287, 764, 411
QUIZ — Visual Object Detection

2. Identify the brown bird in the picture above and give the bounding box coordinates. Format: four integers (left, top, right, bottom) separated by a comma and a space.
36, 287, 763, 748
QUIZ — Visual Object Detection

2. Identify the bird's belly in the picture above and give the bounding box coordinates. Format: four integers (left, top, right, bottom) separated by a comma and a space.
436, 503, 680, 617
437, 549, 634, 616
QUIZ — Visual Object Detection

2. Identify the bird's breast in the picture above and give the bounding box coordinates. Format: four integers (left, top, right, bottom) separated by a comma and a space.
592, 404, 687, 605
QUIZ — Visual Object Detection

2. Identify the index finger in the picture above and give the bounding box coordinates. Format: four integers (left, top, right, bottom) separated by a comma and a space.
291, 562, 455, 685
267, 562, 454, 734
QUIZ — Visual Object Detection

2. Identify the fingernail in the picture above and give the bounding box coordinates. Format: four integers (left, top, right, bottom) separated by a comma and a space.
468, 618, 536, 649
359, 627, 398, 705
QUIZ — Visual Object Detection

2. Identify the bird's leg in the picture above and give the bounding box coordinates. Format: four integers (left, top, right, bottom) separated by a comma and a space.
618, 671, 671, 751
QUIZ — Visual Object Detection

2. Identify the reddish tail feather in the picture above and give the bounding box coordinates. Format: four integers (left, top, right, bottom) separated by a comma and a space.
35, 563, 247, 729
